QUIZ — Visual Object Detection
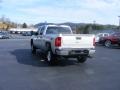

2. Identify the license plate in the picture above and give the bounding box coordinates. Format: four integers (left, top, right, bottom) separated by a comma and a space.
69, 50, 89, 55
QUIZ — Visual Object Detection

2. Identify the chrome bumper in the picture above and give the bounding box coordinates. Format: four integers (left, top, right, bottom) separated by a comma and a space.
55, 48, 95, 57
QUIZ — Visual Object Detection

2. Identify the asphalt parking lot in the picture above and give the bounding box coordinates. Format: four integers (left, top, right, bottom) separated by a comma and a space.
0, 39, 120, 90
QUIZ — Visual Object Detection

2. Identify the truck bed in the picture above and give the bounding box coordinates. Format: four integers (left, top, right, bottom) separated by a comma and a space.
60, 34, 95, 49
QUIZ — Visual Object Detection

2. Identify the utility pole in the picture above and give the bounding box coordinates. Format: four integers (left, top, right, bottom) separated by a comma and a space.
118, 16, 120, 30
93, 20, 96, 30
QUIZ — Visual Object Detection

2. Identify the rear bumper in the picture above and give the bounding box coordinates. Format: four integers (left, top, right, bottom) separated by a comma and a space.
55, 48, 95, 58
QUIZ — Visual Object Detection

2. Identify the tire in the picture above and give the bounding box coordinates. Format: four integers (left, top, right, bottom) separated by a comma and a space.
31, 43, 36, 54
46, 50, 58, 65
46, 44, 57, 65
77, 56, 87, 63
104, 40, 112, 47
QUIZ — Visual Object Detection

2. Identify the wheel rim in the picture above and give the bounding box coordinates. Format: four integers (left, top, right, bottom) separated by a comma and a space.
105, 40, 111, 47
47, 51, 51, 62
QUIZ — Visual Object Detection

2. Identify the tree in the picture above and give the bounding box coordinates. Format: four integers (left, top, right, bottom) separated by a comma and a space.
92, 24, 104, 30
76, 26, 85, 34
76, 25, 91, 34
83, 25, 90, 34
22, 23, 27, 28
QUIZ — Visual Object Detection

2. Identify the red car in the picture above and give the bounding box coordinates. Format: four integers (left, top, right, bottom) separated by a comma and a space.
99, 32, 120, 47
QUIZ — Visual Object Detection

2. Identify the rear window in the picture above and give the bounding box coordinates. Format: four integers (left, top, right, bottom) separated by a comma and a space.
46, 27, 72, 34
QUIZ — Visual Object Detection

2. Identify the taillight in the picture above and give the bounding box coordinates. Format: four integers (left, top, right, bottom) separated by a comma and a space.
93, 37, 95, 46
55, 37, 61, 47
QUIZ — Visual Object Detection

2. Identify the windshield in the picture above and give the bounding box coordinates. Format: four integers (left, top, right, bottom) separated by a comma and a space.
46, 27, 72, 34
112, 32, 120, 36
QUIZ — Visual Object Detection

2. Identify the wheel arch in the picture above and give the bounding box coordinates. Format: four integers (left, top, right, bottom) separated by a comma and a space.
45, 42, 51, 49
104, 39, 112, 43
31, 39, 33, 46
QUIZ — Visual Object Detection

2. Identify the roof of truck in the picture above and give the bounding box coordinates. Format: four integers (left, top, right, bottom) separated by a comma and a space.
45, 24, 71, 28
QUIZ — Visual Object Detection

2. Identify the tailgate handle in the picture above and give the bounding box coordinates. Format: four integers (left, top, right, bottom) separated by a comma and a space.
76, 37, 81, 40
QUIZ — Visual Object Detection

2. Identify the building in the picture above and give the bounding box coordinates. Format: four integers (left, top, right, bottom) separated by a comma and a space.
9, 28, 37, 34
0, 22, 8, 30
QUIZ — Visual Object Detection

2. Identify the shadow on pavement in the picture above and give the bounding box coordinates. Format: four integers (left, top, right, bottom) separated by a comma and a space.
11, 49, 79, 67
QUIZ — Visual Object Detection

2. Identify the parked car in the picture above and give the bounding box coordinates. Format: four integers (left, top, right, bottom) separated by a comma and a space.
0, 32, 10, 39
95, 33, 110, 44
99, 32, 120, 47
22, 32, 32, 36
31, 25, 95, 65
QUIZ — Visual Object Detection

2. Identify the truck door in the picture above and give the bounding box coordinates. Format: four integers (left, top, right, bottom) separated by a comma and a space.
37, 26, 45, 50
33, 28, 41, 48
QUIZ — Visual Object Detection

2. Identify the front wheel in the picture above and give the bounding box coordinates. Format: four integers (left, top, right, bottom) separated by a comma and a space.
77, 56, 87, 63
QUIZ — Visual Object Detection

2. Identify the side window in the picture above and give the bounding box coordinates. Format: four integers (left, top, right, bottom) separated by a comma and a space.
98, 34, 103, 37
38, 26, 45, 35
40, 26, 45, 35
38, 27, 41, 35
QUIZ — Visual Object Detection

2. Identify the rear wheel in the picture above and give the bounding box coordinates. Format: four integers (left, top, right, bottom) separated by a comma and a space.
46, 44, 58, 65
104, 40, 112, 47
77, 56, 87, 63
31, 44, 36, 54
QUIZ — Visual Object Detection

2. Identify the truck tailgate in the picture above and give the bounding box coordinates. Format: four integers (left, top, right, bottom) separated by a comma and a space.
61, 34, 95, 48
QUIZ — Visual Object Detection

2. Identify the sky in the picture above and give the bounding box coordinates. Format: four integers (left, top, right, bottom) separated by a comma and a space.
0, 0, 120, 25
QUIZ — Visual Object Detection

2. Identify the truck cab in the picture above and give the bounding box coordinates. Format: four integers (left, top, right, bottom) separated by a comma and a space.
31, 25, 95, 65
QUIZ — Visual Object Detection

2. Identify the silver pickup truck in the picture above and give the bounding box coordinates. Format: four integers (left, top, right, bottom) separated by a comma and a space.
31, 25, 95, 65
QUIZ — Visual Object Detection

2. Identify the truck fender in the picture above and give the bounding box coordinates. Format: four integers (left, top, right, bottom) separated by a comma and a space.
31, 39, 33, 46
45, 42, 51, 50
